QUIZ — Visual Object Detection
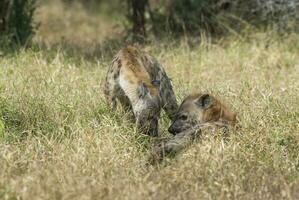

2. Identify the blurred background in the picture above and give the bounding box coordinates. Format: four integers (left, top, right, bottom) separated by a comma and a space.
0, 0, 298, 51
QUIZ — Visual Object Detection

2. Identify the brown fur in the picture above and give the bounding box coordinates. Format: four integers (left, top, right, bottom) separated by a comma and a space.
119, 47, 158, 96
168, 93, 238, 135
150, 93, 239, 163
103, 45, 178, 136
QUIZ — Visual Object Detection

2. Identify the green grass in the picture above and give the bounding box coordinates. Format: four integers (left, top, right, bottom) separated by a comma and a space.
0, 1, 299, 199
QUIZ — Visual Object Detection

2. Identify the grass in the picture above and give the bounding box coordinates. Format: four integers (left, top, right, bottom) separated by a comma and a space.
0, 1, 299, 199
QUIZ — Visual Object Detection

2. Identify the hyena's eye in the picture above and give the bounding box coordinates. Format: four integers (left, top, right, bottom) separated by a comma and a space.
179, 114, 188, 121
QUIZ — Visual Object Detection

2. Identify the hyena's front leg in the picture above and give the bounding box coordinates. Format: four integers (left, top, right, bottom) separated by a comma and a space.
103, 60, 120, 111
104, 80, 117, 111
160, 76, 178, 121
117, 89, 132, 112
117, 90, 135, 122
150, 129, 200, 163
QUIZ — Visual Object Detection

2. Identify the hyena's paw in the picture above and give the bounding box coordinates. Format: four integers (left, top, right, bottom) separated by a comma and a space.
148, 129, 200, 165
148, 144, 165, 165
148, 140, 175, 164
107, 96, 117, 111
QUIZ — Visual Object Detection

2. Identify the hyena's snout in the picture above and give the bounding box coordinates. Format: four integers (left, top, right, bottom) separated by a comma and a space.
168, 123, 177, 135
168, 122, 181, 135
168, 121, 190, 135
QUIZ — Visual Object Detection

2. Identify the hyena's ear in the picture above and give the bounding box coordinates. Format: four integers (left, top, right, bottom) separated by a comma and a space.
195, 94, 213, 109
136, 82, 149, 99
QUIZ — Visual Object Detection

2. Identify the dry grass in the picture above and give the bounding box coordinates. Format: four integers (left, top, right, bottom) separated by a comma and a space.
0, 1, 299, 199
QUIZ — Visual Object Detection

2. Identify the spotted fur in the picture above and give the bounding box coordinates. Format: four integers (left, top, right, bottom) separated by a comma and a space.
103, 45, 178, 136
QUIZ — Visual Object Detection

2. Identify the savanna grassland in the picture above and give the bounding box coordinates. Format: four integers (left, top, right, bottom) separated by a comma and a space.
0, 1, 299, 199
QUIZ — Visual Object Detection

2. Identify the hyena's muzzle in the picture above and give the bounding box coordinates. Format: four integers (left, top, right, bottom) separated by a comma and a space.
168, 120, 192, 135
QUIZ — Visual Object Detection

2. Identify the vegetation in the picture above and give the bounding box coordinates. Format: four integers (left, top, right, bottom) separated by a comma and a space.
148, 0, 299, 36
132, 0, 299, 38
0, 0, 299, 199
0, 0, 36, 45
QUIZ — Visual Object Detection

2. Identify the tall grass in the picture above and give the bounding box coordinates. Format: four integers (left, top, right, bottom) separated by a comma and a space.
0, 1, 299, 199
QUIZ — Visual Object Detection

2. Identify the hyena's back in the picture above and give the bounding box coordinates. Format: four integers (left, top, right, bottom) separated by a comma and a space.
118, 46, 159, 100
103, 45, 178, 135
104, 46, 159, 108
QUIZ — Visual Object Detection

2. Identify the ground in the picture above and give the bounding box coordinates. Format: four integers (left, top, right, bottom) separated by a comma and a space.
0, 1, 299, 199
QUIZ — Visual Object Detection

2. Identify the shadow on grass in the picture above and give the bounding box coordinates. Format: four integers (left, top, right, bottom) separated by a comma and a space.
33, 34, 134, 65
0, 95, 75, 143
0, 33, 134, 67
1, 31, 196, 68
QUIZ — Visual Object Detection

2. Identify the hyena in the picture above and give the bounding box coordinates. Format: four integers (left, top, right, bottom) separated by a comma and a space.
151, 93, 238, 162
103, 45, 178, 136
168, 93, 238, 135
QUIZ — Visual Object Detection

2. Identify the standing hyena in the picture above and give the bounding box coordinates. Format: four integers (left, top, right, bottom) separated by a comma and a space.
103, 45, 178, 136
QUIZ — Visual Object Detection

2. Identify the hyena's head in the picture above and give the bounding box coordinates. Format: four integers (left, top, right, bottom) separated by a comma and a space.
135, 82, 161, 137
168, 93, 238, 135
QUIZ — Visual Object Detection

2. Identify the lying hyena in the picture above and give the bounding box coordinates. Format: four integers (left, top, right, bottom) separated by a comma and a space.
168, 93, 238, 134
103, 45, 178, 136
151, 93, 239, 162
